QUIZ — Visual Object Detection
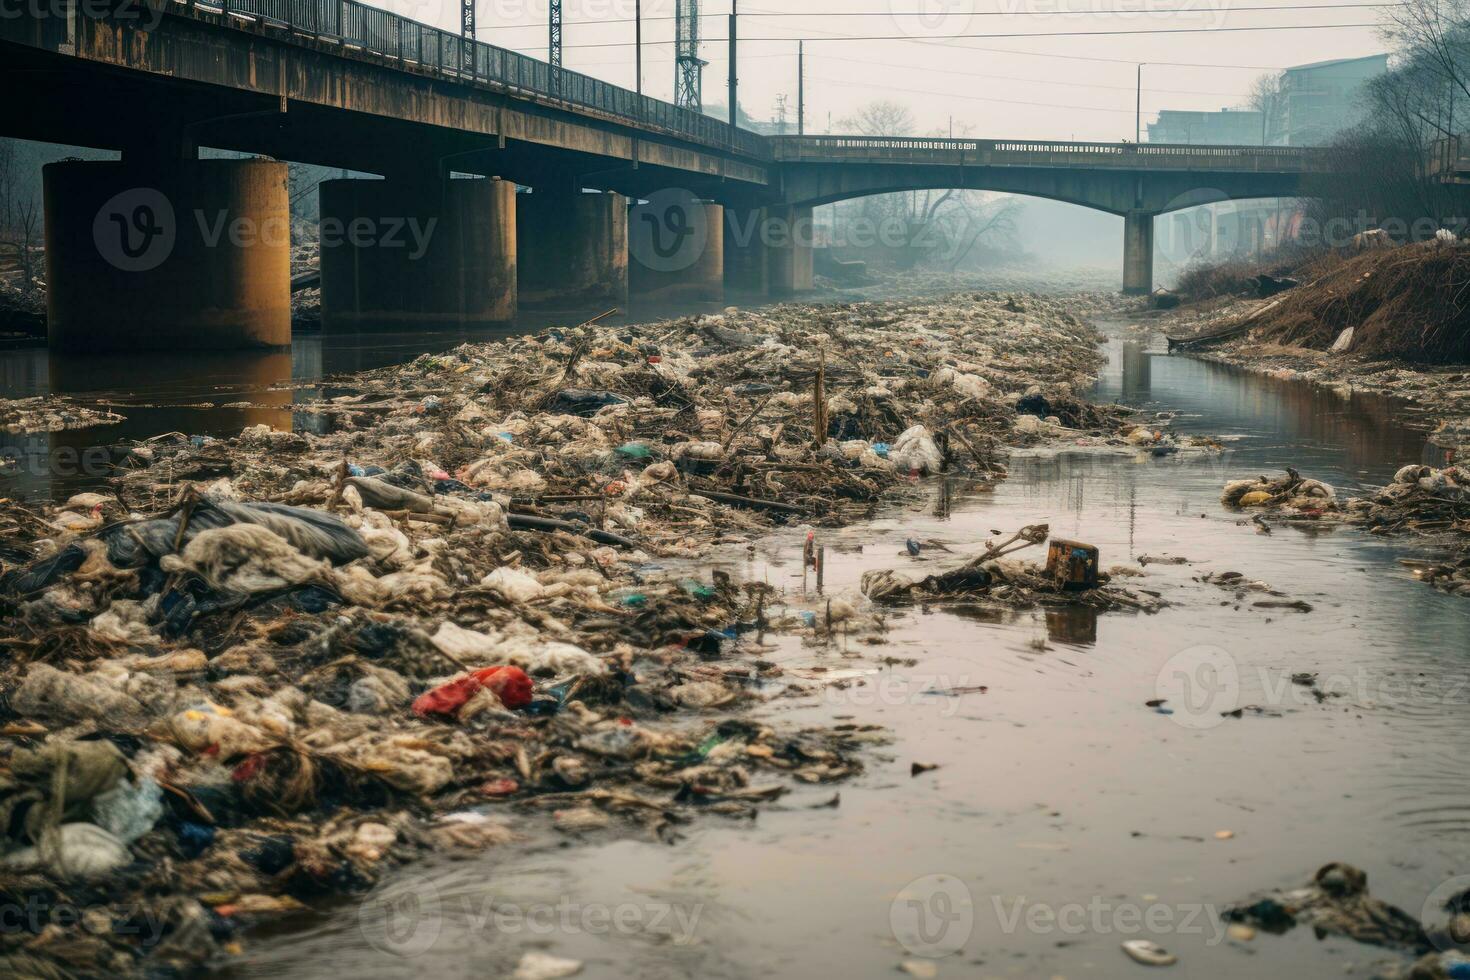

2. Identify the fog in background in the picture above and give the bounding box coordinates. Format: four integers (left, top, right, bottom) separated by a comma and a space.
2, 1, 1390, 284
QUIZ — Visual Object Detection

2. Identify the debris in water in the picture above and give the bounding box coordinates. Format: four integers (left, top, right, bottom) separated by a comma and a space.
1121, 939, 1177, 966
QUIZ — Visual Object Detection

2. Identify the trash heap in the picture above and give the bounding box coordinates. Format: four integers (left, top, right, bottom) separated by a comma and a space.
1219, 466, 1470, 598
859, 523, 1166, 612
2, 397, 124, 436
0, 293, 1131, 975
1221, 468, 1340, 515
1346, 464, 1470, 597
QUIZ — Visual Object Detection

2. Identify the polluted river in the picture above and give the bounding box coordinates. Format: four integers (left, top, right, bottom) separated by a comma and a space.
3, 293, 1470, 980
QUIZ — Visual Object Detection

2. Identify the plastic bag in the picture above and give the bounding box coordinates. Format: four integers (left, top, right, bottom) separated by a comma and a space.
91, 777, 164, 844
412, 666, 534, 718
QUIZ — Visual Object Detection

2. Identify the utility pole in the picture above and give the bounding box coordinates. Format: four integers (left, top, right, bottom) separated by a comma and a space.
549, 0, 561, 68
797, 40, 804, 135
635, 0, 642, 98
729, 0, 738, 127
675, 0, 706, 111
1135, 63, 1143, 143
461, 0, 475, 73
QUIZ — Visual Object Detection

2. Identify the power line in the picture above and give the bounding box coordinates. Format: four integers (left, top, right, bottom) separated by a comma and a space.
815, 53, 1252, 97
486, 1, 1398, 30
812, 74, 1219, 115
556, 22, 1385, 49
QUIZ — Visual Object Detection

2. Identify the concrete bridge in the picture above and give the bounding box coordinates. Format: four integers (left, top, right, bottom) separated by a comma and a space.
0, 0, 1336, 350
770, 135, 1330, 294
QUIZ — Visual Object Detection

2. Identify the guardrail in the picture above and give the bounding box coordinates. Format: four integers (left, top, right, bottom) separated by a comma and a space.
170, 0, 766, 159
769, 135, 1332, 169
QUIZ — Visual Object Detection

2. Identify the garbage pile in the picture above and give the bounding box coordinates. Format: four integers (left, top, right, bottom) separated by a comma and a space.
1346, 464, 1470, 597
1227, 862, 1470, 978
0, 258, 45, 338
0, 292, 1134, 975
2, 397, 124, 436
1221, 468, 1340, 515
1226, 862, 1429, 952
1220, 466, 1470, 598
860, 523, 1166, 613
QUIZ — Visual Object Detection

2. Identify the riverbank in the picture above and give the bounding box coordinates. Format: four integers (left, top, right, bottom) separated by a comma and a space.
0, 291, 1174, 977
1150, 255, 1470, 597
1155, 298, 1470, 452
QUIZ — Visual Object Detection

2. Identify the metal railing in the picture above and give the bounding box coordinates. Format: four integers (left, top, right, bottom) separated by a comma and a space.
174, 0, 767, 158
769, 135, 1333, 170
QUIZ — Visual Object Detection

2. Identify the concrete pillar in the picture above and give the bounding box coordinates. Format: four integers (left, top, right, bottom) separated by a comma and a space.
768, 204, 814, 295
517, 189, 628, 308
319, 176, 515, 331
723, 206, 769, 295
629, 200, 723, 302
1122, 210, 1155, 296
43, 159, 291, 353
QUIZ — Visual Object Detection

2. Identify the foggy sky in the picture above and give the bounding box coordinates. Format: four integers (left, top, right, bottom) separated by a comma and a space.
378, 0, 1390, 141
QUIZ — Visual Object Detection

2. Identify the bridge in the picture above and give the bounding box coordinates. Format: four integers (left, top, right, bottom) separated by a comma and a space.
0, 0, 1335, 350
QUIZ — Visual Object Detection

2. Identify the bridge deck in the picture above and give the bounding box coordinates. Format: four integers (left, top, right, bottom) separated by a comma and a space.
769, 136, 1334, 173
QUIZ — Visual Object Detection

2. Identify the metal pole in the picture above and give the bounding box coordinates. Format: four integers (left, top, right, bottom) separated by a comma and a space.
635, 0, 642, 98
1135, 63, 1142, 143
729, 0, 737, 128
797, 40, 804, 135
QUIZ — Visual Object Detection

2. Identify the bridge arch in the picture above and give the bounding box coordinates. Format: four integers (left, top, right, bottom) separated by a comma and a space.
769, 136, 1329, 293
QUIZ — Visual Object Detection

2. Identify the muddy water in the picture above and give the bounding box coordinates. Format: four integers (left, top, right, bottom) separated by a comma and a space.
214, 329, 1470, 980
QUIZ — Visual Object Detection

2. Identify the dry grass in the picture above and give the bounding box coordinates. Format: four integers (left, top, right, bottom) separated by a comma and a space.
1245, 241, 1470, 363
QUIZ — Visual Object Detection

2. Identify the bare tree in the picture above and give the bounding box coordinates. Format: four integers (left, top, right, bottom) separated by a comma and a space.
0, 139, 15, 234
837, 100, 916, 138
1247, 73, 1285, 145
1384, 0, 1470, 115
940, 195, 1024, 270
15, 194, 40, 294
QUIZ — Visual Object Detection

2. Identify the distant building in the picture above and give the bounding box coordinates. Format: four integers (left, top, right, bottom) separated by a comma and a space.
1147, 108, 1264, 146
1269, 54, 1389, 146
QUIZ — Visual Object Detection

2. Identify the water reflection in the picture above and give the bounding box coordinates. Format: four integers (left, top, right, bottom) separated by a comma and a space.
1096, 330, 1447, 488
1045, 605, 1098, 646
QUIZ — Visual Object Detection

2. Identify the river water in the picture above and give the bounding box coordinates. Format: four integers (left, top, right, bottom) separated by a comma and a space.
6, 309, 1470, 978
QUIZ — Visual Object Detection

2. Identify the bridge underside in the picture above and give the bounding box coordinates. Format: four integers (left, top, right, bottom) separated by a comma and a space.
779, 163, 1305, 215
0, 10, 766, 197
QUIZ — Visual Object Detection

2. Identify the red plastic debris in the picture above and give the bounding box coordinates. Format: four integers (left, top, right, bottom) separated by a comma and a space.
412, 666, 533, 718
231, 753, 268, 782
479, 778, 520, 796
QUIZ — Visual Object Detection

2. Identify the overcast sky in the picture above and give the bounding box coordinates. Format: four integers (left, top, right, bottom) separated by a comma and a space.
379, 0, 1391, 141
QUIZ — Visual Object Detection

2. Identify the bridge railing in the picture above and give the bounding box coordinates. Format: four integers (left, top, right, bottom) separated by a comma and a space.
769, 135, 1330, 170
171, 0, 765, 159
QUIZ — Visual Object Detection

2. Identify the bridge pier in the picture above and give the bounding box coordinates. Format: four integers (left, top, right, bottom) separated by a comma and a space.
768, 204, 814, 295
629, 200, 724, 303
43, 158, 291, 353
319, 175, 516, 331
723, 206, 769, 296
1123, 210, 1156, 296
517, 189, 628, 308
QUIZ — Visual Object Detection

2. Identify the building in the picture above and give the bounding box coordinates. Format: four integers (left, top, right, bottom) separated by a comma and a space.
1147, 108, 1265, 146
1269, 54, 1389, 146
